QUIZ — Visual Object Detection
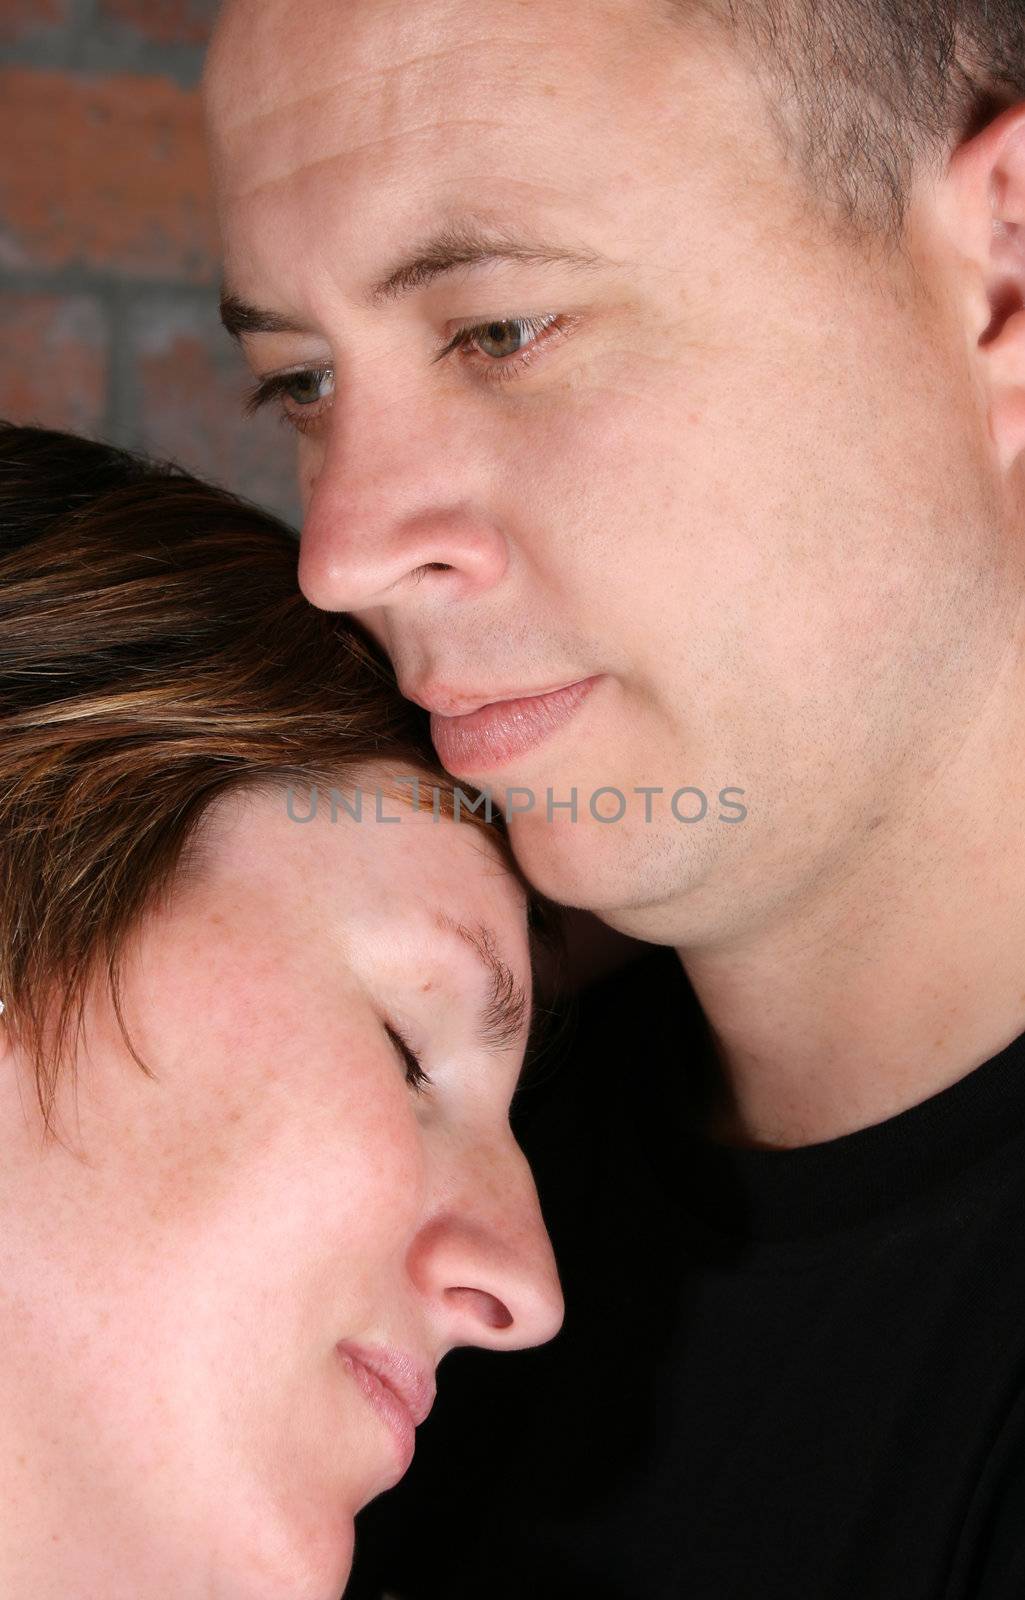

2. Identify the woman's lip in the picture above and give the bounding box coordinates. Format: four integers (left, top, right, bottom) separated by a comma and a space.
336, 1349, 418, 1481
429, 676, 600, 774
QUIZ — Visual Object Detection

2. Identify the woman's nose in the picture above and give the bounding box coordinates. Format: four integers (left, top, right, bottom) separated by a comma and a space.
408, 1134, 565, 1357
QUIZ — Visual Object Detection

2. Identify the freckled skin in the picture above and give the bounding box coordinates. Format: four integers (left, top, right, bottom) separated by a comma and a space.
0, 774, 563, 1600
205, 0, 1025, 1141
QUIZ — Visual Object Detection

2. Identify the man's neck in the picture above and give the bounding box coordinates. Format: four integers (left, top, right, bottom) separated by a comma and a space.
677, 649, 1025, 1151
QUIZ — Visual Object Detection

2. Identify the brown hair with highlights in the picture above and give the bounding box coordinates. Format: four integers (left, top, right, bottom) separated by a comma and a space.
0, 423, 513, 1137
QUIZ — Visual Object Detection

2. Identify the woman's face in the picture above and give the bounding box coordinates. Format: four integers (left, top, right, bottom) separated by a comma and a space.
0, 772, 563, 1600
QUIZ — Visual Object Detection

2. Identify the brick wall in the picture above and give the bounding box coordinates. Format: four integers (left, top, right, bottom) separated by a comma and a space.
0, 0, 301, 526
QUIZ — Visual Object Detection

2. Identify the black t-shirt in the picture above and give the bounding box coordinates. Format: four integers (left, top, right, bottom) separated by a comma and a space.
345, 948, 1025, 1600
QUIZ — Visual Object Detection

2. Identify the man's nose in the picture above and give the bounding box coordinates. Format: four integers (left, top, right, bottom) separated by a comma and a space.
296, 404, 508, 617
409, 1133, 565, 1357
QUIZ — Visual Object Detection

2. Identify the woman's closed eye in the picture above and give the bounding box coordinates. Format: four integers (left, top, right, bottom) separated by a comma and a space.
384, 1024, 434, 1095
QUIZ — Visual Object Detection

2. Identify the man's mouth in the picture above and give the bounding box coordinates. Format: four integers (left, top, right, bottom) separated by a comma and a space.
422, 677, 602, 775
404, 678, 585, 718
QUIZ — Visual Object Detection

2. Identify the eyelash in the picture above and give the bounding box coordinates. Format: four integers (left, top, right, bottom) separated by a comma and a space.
384, 1023, 434, 1095
437, 313, 569, 380
244, 313, 571, 435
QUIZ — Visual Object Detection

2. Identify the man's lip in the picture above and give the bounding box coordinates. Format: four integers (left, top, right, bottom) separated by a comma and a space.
335, 1340, 436, 1428
405, 679, 590, 719
428, 676, 601, 775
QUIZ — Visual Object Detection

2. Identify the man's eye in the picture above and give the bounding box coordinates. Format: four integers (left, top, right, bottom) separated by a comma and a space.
243, 311, 570, 436
244, 367, 334, 431
437, 313, 570, 382
281, 369, 333, 406
473, 321, 537, 358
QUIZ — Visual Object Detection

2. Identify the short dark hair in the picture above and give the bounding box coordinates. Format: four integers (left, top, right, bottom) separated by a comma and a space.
672, 0, 1025, 246
0, 424, 514, 1135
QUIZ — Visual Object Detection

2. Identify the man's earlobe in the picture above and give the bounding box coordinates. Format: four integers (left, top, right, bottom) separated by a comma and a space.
941, 103, 1025, 472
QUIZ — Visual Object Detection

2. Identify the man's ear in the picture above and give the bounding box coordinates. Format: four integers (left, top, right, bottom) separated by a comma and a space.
938, 101, 1025, 473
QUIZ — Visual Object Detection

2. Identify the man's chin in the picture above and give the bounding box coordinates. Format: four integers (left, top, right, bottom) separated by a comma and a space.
505, 811, 667, 922
505, 798, 739, 949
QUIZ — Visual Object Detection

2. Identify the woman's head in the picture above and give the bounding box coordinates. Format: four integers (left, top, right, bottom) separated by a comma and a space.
0, 425, 563, 1600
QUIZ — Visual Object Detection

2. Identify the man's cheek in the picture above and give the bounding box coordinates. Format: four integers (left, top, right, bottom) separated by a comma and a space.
298, 436, 324, 512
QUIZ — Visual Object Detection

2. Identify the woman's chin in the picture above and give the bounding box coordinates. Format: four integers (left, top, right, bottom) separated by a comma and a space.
217, 1497, 356, 1600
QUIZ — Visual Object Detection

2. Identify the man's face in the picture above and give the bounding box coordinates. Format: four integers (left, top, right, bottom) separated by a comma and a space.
205, 0, 1014, 941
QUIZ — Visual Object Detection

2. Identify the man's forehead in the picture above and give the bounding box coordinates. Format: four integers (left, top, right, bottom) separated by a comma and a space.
206, 0, 690, 142
205, 0, 783, 316
204, 0, 743, 258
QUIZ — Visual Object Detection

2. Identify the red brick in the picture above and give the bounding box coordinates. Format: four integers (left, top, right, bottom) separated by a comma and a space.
96, 0, 219, 46
0, 70, 218, 282
0, 0, 72, 42
0, 293, 108, 435
131, 300, 300, 526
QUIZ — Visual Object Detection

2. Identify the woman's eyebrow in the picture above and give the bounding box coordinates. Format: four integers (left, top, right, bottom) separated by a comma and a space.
436, 912, 529, 1054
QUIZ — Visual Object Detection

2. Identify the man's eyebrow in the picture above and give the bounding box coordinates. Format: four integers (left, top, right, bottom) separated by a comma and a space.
219, 292, 310, 341
218, 221, 608, 339
437, 912, 529, 1055
363, 220, 609, 307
